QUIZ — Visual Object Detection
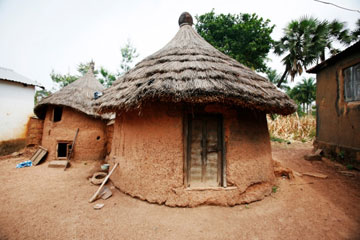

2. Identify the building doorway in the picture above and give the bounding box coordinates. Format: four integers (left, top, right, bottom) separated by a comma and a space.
186, 114, 224, 188
56, 142, 72, 159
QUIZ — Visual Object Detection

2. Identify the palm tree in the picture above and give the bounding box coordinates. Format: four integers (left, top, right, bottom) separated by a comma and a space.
351, 19, 360, 40
274, 17, 353, 88
320, 19, 352, 61
289, 77, 316, 114
266, 68, 290, 91
274, 17, 328, 88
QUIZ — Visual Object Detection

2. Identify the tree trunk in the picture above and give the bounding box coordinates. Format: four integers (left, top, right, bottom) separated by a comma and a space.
276, 68, 288, 88
320, 50, 325, 62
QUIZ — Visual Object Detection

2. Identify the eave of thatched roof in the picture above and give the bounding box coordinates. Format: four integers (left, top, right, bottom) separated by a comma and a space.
34, 64, 107, 119
94, 13, 296, 115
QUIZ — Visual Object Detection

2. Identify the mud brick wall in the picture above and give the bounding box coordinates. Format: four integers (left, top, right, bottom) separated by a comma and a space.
105, 122, 114, 156
109, 103, 274, 207
26, 117, 44, 147
41, 106, 107, 161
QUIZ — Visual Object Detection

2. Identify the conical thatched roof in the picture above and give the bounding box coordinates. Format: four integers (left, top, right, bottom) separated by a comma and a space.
35, 62, 106, 119
94, 12, 296, 115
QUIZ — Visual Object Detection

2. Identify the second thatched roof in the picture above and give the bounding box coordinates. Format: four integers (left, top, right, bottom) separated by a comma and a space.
94, 12, 296, 115
34, 62, 106, 119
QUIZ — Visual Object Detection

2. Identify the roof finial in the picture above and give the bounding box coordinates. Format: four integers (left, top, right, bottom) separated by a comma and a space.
89, 60, 95, 73
178, 12, 193, 27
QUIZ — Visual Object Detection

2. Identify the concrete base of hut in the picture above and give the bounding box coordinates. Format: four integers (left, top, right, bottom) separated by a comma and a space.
109, 103, 275, 207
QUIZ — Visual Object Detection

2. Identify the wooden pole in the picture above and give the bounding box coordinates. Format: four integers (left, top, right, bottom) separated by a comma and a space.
89, 163, 119, 203
64, 128, 79, 171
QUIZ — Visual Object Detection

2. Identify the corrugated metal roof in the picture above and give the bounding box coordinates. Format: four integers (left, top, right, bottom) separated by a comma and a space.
0, 66, 43, 87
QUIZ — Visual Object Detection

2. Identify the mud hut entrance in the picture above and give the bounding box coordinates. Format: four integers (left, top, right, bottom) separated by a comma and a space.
56, 142, 72, 159
53, 106, 63, 122
186, 114, 224, 188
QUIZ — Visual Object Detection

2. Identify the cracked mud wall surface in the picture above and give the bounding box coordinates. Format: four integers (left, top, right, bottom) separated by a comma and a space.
41, 106, 107, 161
26, 117, 43, 147
315, 53, 360, 161
110, 103, 274, 207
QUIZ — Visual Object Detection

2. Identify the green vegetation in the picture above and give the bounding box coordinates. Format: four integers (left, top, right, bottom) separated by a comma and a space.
195, 10, 274, 72
50, 41, 138, 89
272, 186, 278, 193
274, 17, 357, 88
266, 68, 290, 91
35, 42, 138, 103
346, 164, 354, 170
270, 135, 286, 143
288, 77, 317, 114
338, 151, 345, 160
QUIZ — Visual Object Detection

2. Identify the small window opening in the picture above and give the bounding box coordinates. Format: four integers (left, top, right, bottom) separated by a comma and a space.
344, 63, 360, 102
53, 106, 63, 122
96, 136, 101, 140
57, 142, 72, 159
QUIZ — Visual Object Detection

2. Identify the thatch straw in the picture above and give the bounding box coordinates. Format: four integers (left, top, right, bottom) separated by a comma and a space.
34, 63, 107, 119
94, 13, 297, 115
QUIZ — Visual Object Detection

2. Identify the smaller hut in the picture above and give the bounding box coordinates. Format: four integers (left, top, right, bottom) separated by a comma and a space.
34, 62, 109, 161
94, 12, 296, 207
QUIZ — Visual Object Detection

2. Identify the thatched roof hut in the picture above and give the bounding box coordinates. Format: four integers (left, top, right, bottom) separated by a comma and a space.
34, 62, 110, 162
94, 12, 296, 207
94, 13, 296, 115
35, 62, 105, 120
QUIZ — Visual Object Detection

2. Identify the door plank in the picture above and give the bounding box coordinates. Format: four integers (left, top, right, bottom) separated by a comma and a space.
187, 114, 224, 188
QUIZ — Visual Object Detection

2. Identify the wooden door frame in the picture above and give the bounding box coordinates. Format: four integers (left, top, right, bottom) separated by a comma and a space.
56, 141, 72, 159
183, 113, 227, 188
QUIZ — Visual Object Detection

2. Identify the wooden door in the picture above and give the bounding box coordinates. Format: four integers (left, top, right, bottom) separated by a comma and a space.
187, 114, 223, 188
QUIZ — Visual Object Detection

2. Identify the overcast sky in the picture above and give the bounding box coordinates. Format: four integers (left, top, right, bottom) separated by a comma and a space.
0, 0, 359, 89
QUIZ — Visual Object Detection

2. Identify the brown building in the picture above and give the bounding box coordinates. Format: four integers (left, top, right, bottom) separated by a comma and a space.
308, 41, 360, 165
94, 13, 296, 207
34, 62, 109, 161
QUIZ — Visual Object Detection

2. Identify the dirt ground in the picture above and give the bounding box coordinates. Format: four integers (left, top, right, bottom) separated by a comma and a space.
0, 142, 359, 240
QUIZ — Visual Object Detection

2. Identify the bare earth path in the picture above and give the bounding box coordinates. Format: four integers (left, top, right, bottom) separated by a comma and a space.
0, 142, 359, 240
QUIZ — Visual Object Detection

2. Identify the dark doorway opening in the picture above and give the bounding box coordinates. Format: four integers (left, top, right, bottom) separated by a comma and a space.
53, 107, 63, 122
57, 142, 72, 159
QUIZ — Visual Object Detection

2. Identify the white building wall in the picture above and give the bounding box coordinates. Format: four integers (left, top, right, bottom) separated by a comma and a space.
0, 80, 35, 141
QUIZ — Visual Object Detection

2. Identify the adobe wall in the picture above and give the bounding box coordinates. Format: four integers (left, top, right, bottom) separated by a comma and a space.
41, 106, 107, 161
110, 103, 274, 207
26, 117, 44, 147
105, 122, 114, 156
315, 52, 360, 162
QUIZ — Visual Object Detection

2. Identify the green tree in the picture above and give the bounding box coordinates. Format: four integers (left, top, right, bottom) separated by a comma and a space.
50, 70, 79, 88
288, 77, 316, 114
274, 17, 353, 88
50, 61, 98, 88
266, 68, 290, 91
195, 10, 274, 72
98, 67, 117, 88
77, 61, 99, 76
320, 19, 352, 61
351, 19, 360, 40
274, 17, 327, 87
119, 40, 139, 75
48, 42, 138, 90
34, 88, 51, 104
